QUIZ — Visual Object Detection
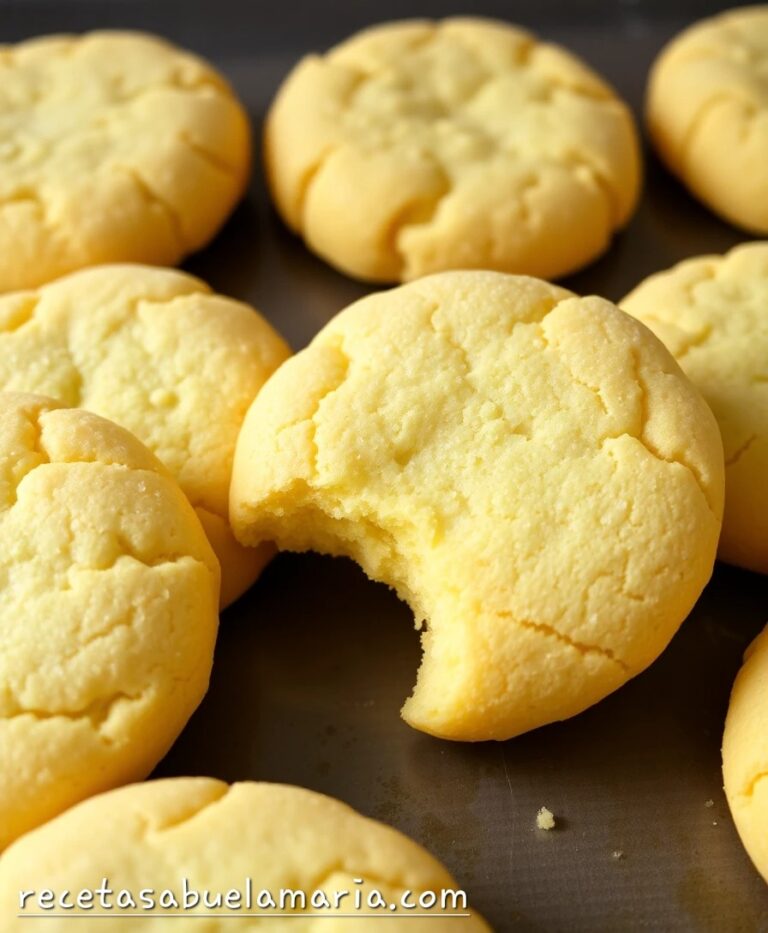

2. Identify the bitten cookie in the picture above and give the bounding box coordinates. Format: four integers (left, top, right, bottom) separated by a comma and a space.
0, 393, 219, 849
622, 243, 768, 574
231, 271, 724, 741
0, 778, 489, 930
647, 6, 768, 233
723, 625, 768, 884
0, 31, 250, 292
0, 264, 291, 606
265, 17, 641, 283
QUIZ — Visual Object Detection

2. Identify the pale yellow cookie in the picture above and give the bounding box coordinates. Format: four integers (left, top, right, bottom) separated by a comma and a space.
0, 264, 290, 606
622, 243, 768, 574
723, 624, 768, 884
0, 778, 489, 930
0, 393, 219, 849
647, 6, 768, 233
231, 271, 724, 741
266, 17, 641, 283
0, 30, 250, 292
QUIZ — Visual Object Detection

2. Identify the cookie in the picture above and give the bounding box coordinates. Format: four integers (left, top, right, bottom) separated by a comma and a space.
622, 243, 768, 574
0, 778, 489, 929
231, 271, 724, 741
0, 264, 290, 606
0, 393, 219, 849
723, 625, 768, 884
647, 6, 768, 233
0, 30, 250, 292
265, 17, 641, 283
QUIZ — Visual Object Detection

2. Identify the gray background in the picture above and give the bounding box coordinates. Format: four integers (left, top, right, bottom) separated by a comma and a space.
2, 2, 767, 930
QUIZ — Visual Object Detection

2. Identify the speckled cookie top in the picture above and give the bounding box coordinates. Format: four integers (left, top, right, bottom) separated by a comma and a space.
0, 392, 219, 848
266, 17, 640, 281
231, 271, 723, 741
0, 31, 250, 291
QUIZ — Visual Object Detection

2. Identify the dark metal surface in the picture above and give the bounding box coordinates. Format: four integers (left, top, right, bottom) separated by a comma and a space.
2, 1, 767, 929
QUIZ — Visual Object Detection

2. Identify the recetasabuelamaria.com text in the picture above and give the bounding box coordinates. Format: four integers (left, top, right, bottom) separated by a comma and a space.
16, 877, 472, 917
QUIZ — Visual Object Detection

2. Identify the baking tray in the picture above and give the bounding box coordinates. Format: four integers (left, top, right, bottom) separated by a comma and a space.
2, 1, 767, 929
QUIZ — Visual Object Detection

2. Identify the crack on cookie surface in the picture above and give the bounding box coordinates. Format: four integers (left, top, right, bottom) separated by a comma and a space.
631, 347, 714, 514
2, 408, 51, 507
674, 91, 730, 163
0, 688, 145, 739
498, 612, 630, 672
0, 295, 40, 334
176, 130, 242, 178
114, 164, 188, 250
739, 769, 768, 800
143, 783, 231, 833
539, 311, 610, 416
387, 159, 452, 274
293, 143, 341, 229
673, 323, 714, 361
622, 244, 768, 507
302, 340, 351, 477
428, 301, 536, 438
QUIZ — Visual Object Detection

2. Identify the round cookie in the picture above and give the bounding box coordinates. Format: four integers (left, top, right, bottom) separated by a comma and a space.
265, 17, 641, 283
231, 271, 724, 742
0, 264, 291, 607
647, 6, 768, 234
0, 778, 489, 930
0, 30, 250, 292
723, 624, 768, 884
622, 242, 768, 574
0, 393, 219, 849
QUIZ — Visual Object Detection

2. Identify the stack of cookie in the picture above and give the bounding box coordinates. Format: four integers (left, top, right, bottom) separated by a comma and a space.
0, 9, 766, 927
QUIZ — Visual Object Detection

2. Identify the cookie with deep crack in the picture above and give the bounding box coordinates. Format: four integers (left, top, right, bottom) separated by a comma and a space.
647, 6, 768, 233
265, 17, 641, 283
723, 624, 768, 884
622, 243, 768, 574
0, 264, 291, 606
0, 30, 250, 292
0, 393, 219, 849
231, 271, 724, 741
0, 778, 489, 929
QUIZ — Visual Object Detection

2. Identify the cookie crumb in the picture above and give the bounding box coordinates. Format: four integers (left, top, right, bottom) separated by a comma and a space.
536, 807, 556, 830
612, 850, 624, 860
704, 799, 714, 808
